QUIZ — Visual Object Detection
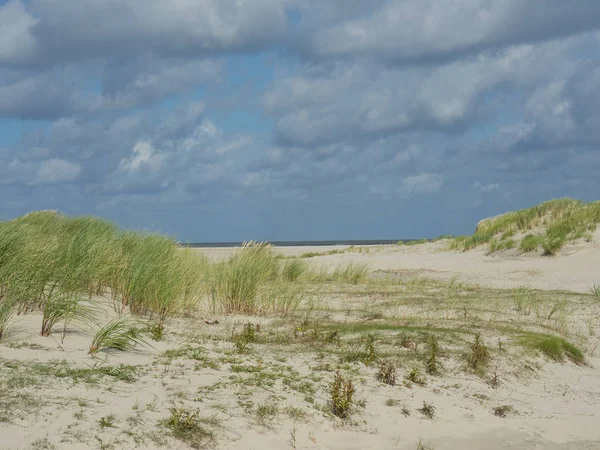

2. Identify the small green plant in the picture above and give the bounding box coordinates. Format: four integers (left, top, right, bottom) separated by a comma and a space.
417, 401, 435, 419
385, 398, 399, 406
425, 334, 441, 375
89, 316, 149, 355
376, 361, 397, 386
148, 322, 165, 341
416, 439, 435, 450
255, 403, 279, 427
329, 371, 356, 419
363, 334, 377, 365
467, 333, 490, 372
233, 323, 258, 354
590, 284, 600, 300
406, 366, 426, 386
163, 407, 217, 449
493, 405, 514, 418
98, 414, 117, 429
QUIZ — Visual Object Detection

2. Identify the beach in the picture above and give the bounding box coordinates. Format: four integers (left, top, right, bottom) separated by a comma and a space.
1, 234, 599, 450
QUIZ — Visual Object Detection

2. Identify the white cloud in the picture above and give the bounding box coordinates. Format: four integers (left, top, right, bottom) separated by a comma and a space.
34, 158, 81, 185
119, 141, 165, 173
473, 182, 500, 192
398, 173, 444, 195
302, 0, 600, 62
0, 0, 38, 64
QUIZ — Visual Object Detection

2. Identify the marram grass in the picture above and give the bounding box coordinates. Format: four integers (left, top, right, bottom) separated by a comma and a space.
89, 315, 150, 355
0, 211, 207, 340
451, 198, 600, 254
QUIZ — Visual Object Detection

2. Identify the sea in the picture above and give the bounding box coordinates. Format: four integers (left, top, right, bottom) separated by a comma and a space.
181, 240, 410, 248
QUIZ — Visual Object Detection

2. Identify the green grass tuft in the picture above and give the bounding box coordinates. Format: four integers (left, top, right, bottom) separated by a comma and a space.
89, 316, 150, 355
520, 334, 584, 365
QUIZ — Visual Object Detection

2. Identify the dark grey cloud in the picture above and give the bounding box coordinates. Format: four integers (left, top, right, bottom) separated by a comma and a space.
294, 0, 600, 65
1, 0, 291, 67
264, 38, 578, 146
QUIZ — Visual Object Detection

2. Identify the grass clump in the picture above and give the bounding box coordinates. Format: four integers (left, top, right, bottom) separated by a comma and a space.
467, 333, 490, 372
163, 407, 218, 449
376, 361, 397, 386
0, 298, 17, 340
209, 242, 277, 315
255, 403, 279, 427
520, 334, 584, 365
520, 234, 542, 252
425, 334, 442, 375
279, 258, 308, 282
590, 284, 600, 300
493, 405, 515, 418
0, 211, 206, 341
329, 371, 356, 419
331, 262, 369, 284
406, 366, 426, 386
98, 414, 117, 429
451, 198, 600, 254
89, 316, 149, 355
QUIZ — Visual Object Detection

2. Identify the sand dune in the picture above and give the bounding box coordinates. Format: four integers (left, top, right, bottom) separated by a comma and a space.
1, 237, 599, 450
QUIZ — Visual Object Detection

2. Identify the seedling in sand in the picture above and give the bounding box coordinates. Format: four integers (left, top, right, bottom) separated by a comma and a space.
255, 403, 279, 428
406, 366, 426, 386
493, 405, 514, 418
376, 361, 397, 386
425, 334, 442, 375
98, 414, 117, 429
417, 401, 435, 419
329, 371, 356, 419
467, 333, 490, 372
416, 439, 435, 450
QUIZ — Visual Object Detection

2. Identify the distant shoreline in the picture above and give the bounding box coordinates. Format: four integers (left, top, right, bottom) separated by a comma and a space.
181, 239, 412, 248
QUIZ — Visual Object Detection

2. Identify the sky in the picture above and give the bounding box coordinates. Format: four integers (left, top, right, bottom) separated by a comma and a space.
1, 0, 600, 242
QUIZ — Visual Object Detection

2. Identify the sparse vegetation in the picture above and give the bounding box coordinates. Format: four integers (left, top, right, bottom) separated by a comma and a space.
0, 203, 597, 448
162, 407, 218, 449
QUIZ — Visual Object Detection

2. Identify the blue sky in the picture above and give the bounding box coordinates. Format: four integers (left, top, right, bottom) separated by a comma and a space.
1, 0, 600, 242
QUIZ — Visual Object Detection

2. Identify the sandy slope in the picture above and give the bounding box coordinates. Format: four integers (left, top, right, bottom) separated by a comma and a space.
201, 229, 600, 293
